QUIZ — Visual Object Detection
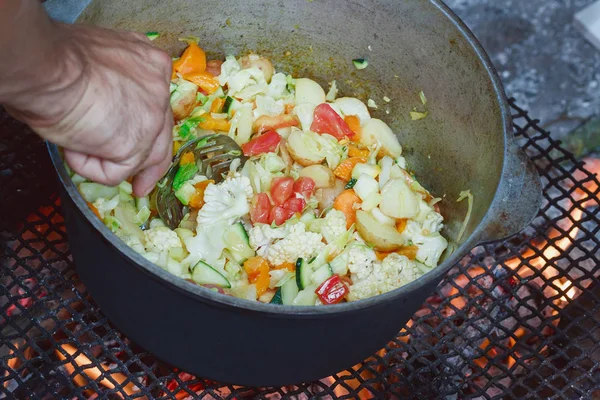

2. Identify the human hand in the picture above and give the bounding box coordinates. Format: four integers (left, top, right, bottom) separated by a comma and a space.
4, 23, 174, 197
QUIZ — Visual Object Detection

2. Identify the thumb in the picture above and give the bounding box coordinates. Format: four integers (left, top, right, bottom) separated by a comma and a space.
64, 149, 132, 187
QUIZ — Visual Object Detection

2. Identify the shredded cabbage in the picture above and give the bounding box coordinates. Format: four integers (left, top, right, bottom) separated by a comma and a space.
456, 190, 473, 243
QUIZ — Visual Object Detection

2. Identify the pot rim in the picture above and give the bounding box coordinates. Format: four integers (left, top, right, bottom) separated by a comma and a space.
47, 0, 512, 316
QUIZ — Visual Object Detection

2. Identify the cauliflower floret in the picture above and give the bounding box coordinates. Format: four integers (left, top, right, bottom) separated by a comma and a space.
320, 210, 347, 244
144, 227, 182, 252
117, 234, 146, 254
415, 233, 448, 268
266, 223, 325, 266
348, 253, 418, 301
197, 176, 253, 226
249, 223, 290, 257
402, 220, 448, 268
414, 199, 444, 234
346, 243, 377, 281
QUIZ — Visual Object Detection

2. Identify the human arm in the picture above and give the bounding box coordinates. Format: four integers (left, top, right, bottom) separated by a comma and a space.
0, 0, 174, 196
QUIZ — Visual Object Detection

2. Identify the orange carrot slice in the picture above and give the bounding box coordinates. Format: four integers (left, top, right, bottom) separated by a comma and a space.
397, 245, 419, 260
179, 152, 195, 166
348, 145, 370, 158
333, 189, 361, 229
344, 115, 362, 138
333, 157, 367, 181
172, 42, 207, 76
189, 180, 214, 209
182, 71, 220, 94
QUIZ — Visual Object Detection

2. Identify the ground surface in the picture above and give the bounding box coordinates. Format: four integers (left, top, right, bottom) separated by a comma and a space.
445, 0, 600, 139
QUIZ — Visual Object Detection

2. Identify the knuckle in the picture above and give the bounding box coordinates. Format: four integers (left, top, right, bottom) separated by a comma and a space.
149, 48, 172, 67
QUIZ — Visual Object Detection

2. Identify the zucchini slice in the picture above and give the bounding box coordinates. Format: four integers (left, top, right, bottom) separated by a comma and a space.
192, 261, 231, 288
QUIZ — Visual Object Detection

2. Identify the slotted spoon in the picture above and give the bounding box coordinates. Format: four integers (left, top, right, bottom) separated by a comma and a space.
156, 134, 246, 229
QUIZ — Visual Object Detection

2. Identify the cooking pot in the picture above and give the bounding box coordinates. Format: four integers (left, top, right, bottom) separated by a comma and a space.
44, 0, 542, 386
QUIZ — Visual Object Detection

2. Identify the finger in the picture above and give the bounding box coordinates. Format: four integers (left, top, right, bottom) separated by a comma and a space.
137, 107, 173, 172
132, 112, 174, 197
132, 153, 172, 198
64, 149, 132, 187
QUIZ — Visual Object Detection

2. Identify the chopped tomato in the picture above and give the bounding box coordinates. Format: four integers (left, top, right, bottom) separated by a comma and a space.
241, 130, 281, 157
250, 193, 271, 224
269, 206, 295, 226
310, 103, 355, 140
315, 275, 348, 305
270, 177, 295, 205
283, 197, 306, 213
293, 177, 316, 198
253, 114, 299, 134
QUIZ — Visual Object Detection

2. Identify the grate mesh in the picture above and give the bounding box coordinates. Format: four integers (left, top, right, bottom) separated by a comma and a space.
1, 100, 600, 399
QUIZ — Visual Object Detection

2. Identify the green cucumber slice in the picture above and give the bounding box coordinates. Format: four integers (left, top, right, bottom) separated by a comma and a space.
281, 276, 299, 305
192, 261, 231, 288
223, 223, 254, 264
296, 258, 312, 290
270, 287, 283, 304
312, 264, 333, 286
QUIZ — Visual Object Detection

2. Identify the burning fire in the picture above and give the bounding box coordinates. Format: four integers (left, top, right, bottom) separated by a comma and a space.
3, 159, 599, 399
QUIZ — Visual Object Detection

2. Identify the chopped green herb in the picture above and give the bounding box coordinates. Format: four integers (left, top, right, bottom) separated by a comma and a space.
195, 135, 217, 149
145, 31, 160, 41
173, 163, 199, 191
352, 58, 369, 70
345, 178, 357, 189
419, 91, 427, 105
197, 92, 209, 104
178, 116, 204, 140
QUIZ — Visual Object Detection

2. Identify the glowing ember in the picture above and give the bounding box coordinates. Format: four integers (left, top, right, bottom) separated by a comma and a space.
55, 343, 140, 398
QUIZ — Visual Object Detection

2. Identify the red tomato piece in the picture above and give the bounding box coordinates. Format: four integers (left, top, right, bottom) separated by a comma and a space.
253, 114, 299, 134
293, 177, 316, 198
270, 177, 295, 205
250, 193, 271, 224
283, 197, 306, 213
315, 275, 349, 305
310, 103, 355, 140
269, 206, 295, 226
241, 130, 282, 157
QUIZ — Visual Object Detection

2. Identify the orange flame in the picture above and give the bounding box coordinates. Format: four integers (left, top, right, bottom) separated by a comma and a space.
55, 343, 140, 398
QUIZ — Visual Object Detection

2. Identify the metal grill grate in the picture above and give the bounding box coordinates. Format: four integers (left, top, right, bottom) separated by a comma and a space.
1, 99, 600, 399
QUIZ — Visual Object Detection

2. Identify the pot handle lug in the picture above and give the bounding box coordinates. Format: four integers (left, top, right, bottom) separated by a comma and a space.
476, 145, 542, 244
43, 0, 91, 24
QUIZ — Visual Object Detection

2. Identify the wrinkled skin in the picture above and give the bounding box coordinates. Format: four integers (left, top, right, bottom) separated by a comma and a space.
2, 14, 174, 197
